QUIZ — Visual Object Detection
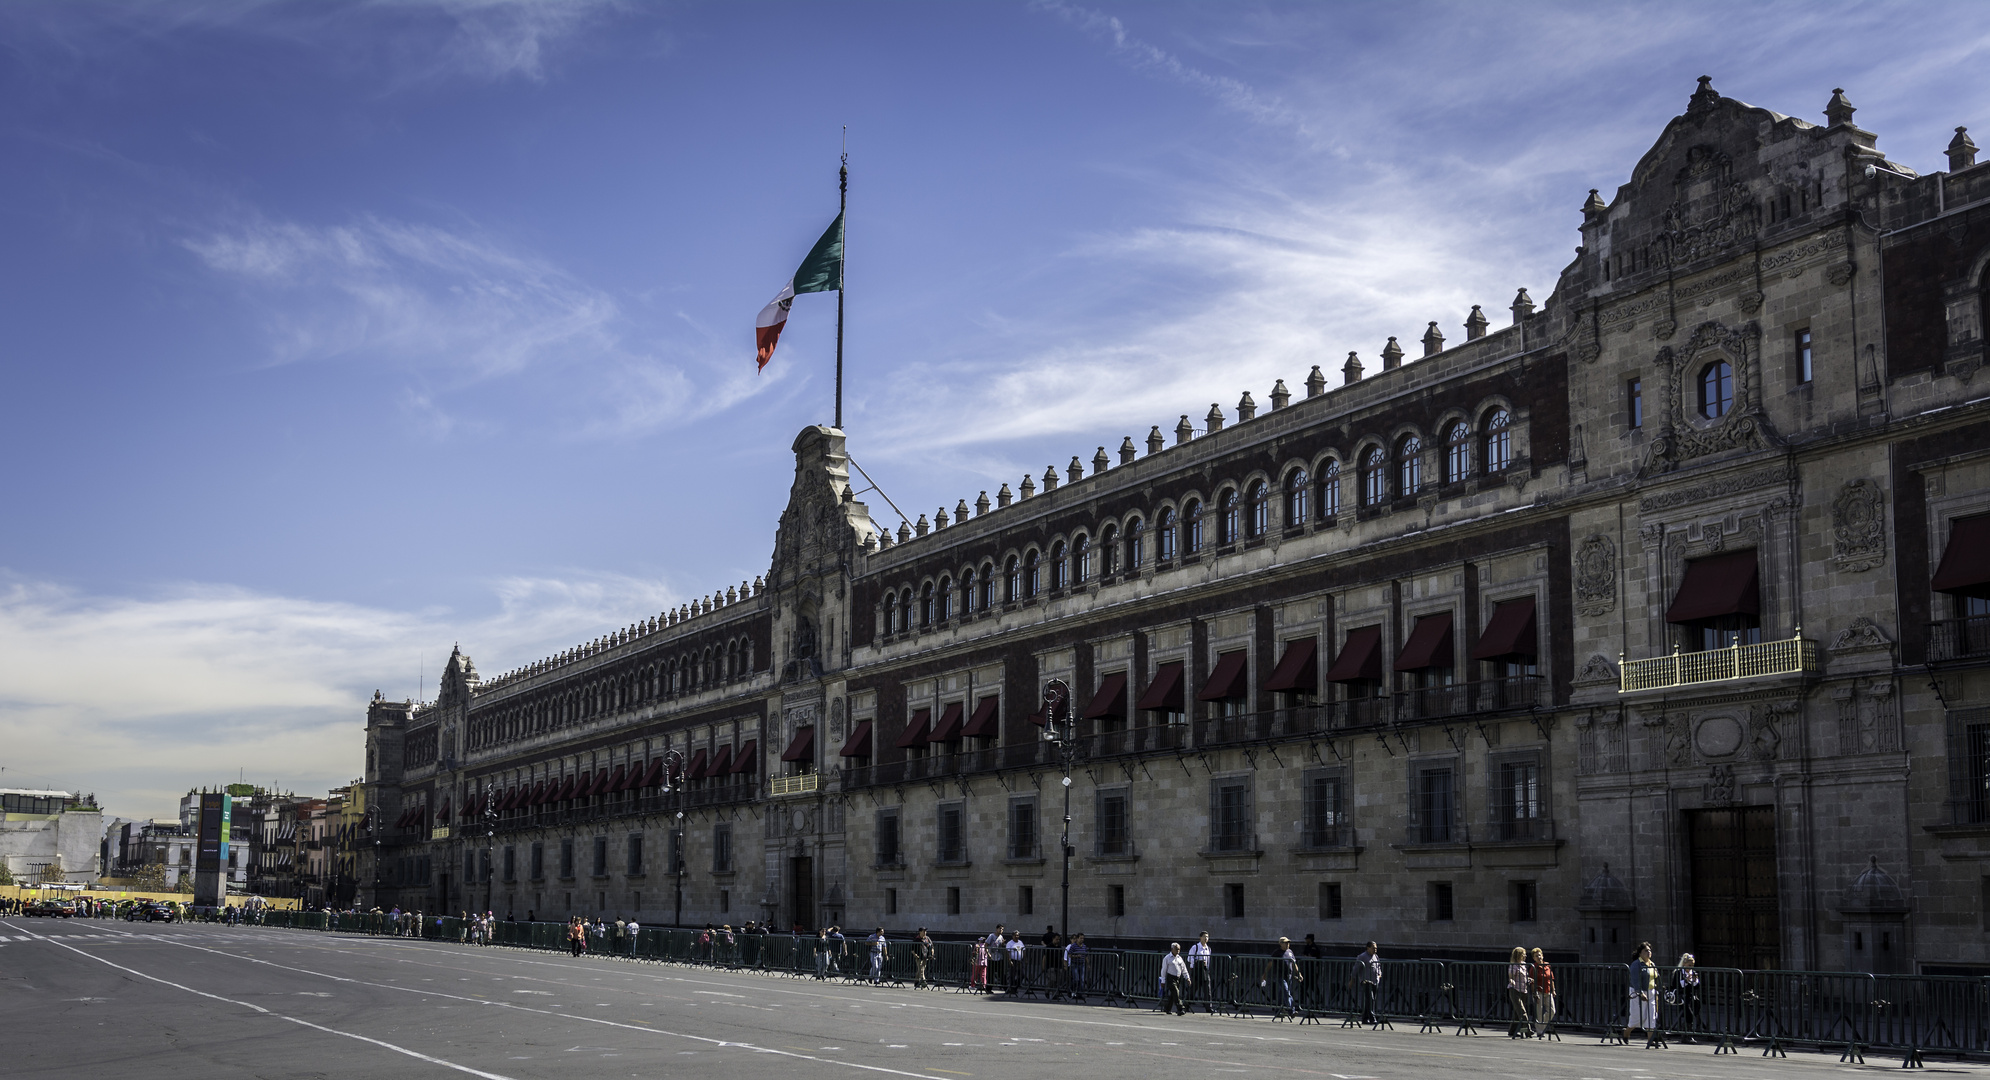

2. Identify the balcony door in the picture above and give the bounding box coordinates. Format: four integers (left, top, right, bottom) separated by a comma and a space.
1687, 806, 1780, 970
788, 855, 813, 932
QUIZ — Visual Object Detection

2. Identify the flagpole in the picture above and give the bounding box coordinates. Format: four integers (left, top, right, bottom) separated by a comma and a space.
835, 143, 847, 431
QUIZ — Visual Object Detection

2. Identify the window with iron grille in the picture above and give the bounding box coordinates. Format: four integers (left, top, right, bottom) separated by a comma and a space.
1947, 708, 1990, 825
1492, 755, 1544, 840
1301, 768, 1346, 848
1410, 763, 1457, 844
559, 838, 574, 879
937, 802, 965, 864
592, 836, 608, 877
1208, 777, 1254, 853
712, 823, 732, 873
503, 846, 516, 882
1096, 788, 1131, 856
626, 834, 643, 876
1007, 798, 1038, 859
529, 843, 543, 881
1319, 881, 1343, 920
875, 809, 900, 866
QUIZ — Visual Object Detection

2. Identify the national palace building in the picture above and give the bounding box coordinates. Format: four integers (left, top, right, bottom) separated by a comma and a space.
358, 78, 1990, 974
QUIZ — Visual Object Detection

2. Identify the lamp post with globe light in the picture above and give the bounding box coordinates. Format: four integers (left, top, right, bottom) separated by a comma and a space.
1040, 679, 1081, 944
655, 749, 687, 928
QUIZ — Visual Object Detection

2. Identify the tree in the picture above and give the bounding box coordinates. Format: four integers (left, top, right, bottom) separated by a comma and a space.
33, 859, 66, 885
0, 862, 13, 886
132, 862, 169, 893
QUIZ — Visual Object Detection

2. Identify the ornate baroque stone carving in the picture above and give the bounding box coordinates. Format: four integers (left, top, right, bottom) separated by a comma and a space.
1830, 479, 1886, 571
1641, 320, 1779, 476
1638, 464, 1791, 513
1707, 763, 1736, 806
1830, 616, 1893, 655
1573, 653, 1620, 687
1574, 535, 1617, 616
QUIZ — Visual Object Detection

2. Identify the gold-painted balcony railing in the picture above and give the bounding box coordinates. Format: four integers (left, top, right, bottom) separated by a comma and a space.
768, 773, 819, 797
1620, 629, 1820, 692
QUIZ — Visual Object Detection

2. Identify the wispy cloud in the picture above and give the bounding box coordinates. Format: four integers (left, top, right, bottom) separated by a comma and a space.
0, 570, 684, 818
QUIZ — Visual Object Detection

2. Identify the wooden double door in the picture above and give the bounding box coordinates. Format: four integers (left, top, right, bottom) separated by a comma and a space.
1686, 806, 1781, 970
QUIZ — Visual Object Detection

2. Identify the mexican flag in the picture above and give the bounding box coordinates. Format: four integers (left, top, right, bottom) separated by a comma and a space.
756, 212, 844, 370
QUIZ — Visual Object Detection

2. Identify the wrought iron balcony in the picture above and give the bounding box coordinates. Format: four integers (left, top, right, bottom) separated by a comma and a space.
1930, 615, 1990, 662
1619, 631, 1819, 692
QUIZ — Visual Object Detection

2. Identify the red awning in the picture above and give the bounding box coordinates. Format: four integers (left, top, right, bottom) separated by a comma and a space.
530, 780, 549, 805
1664, 550, 1761, 624
1136, 661, 1185, 711
1473, 597, 1539, 661
1326, 626, 1384, 683
603, 765, 626, 794
929, 703, 964, 742
394, 807, 412, 828
435, 798, 451, 823
1197, 651, 1250, 701
1027, 710, 1046, 727
838, 720, 874, 758
961, 696, 1001, 738
622, 762, 646, 791
561, 773, 580, 800
895, 708, 932, 749
1395, 612, 1456, 671
1933, 515, 1990, 599
685, 748, 709, 779
476, 793, 493, 815
781, 727, 816, 762
1083, 673, 1129, 719
574, 770, 593, 797
641, 760, 666, 788
708, 744, 734, 777
1264, 638, 1318, 693
731, 740, 758, 774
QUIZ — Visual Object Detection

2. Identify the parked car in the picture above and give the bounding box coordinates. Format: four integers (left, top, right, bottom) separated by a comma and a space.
24, 899, 74, 918
127, 901, 177, 923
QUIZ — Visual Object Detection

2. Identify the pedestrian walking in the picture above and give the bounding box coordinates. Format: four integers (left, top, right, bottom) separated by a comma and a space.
1667, 953, 1701, 1041
1528, 948, 1556, 1037
1505, 946, 1533, 1038
913, 929, 935, 988
1350, 941, 1382, 1024
1625, 941, 1659, 1040
1263, 937, 1302, 1015
813, 928, 833, 979
1187, 932, 1215, 1013
868, 927, 888, 983
1161, 943, 1192, 1016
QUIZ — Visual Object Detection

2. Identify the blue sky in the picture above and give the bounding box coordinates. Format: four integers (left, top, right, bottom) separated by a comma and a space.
2, 0, 1984, 818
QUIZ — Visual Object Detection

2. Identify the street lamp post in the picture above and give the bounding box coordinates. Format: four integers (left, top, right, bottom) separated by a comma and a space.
1040, 679, 1080, 945
483, 781, 499, 915
656, 749, 687, 928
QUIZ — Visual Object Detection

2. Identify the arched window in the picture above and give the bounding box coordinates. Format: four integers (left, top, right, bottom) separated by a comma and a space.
1699, 363, 1732, 419
1397, 436, 1423, 496
1051, 541, 1068, 590
1157, 508, 1176, 562
1073, 534, 1092, 584
1361, 447, 1387, 507
1184, 500, 1205, 553
1218, 489, 1240, 545
920, 582, 934, 627
1285, 468, 1309, 527
1127, 518, 1146, 570
1483, 409, 1512, 472
960, 568, 976, 614
900, 589, 913, 632
1246, 481, 1269, 539
980, 562, 996, 610
1319, 459, 1341, 520
1100, 525, 1118, 576
1005, 557, 1020, 602
937, 576, 952, 621
1444, 421, 1471, 483
1025, 550, 1041, 597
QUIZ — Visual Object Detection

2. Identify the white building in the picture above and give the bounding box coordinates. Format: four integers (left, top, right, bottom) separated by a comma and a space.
0, 789, 104, 884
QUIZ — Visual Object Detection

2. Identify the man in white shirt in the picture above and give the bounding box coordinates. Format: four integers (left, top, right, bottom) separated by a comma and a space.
1161, 943, 1192, 1015
1352, 941, 1383, 1024
626, 918, 641, 959
869, 928, 888, 983
1005, 935, 1026, 994
1186, 932, 1214, 1013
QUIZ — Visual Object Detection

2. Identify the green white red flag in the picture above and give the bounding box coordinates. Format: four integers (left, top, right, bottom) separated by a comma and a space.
756, 212, 844, 370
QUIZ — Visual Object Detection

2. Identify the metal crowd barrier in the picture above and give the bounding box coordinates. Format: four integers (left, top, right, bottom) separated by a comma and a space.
238, 915, 1990, 1059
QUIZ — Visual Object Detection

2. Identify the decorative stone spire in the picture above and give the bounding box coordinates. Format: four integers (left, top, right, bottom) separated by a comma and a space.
1422, 321, 1445, 357
1381, 337, 1404, 370
1269, 379, 1290, 410
1304, 365, 1327, 398
1092, 446, 1110, 475
878, 529, 893, 548
753, 575, 765, 595
1510, 288, 1534, 324
955, 498, 970, 522
1341, 351, 1363, 385
898, 520, 913, 543
999, 482, 1015, 507
1950, 126, 1978, 171
934, 506, 949, 530
725, 586, 738, 605
841, 484, 855, 504
1825, 87, 1856, 128
1019, 474, 1035, 499
975, 490, 991, 516
1687, 75, 1720, 117
914, 514, 929, 537
863, 533, 878, 553
1465, 305, 1489, 340
1067, 456, 1084, 484
1042, 465, 1059, 492
1147, 426, 1165, 455
1175, 414, 1194, 445
1236, 391, 1257, 421
1118, 436, 1137, 465
1204, 403, 1225, 433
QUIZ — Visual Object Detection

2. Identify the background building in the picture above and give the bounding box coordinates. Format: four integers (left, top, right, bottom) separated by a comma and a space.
1, 788, 103, 884
357, 79, 1990, 972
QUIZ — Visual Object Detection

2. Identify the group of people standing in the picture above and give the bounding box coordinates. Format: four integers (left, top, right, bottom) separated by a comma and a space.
565, 915, 642, 957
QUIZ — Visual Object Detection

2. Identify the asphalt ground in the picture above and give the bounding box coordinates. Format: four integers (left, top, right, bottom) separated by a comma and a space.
2, 918, 1983, 1080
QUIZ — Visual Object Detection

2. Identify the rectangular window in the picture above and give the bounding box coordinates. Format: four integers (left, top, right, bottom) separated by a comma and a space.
1415, 766, 1455, 844
886, 888, 898, 915
937, 803, 964, 864
1495, 758, 1543, 840
1019, 884, 1034, 916
1223, 882, 1245, 919
947, 886, 961, 916
669, 830, 683, 875
1510, 881, 1539, 923
1008, 798, 1038, 859
1319, 881, 1343, 920
712, 823, 732, 873
1108, 884, 1126, 918
560, 838, 575, 879
1302, 769, 1345, 848
503, 846, 516, 883
530, 842, 544, 881
464, 850, 475, 882
1627, 377, 1643, 428
1209, 778, 1253, 853
876, 809, 901, 866
720, 889, 730, 913
1096, 789, 1130, 855
592, 836, 608, 877
1428, 882, 1455, 921
1796, 328, 1813, 383
626, 834, 644, 876
1947, 709, 1990, 825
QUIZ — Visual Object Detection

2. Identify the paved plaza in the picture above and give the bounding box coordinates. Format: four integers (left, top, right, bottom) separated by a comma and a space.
1, 919, 1977, 1080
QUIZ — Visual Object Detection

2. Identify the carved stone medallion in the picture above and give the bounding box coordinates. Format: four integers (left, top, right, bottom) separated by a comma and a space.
1574, 534, 1617, 616
1830, 479, 1885, 572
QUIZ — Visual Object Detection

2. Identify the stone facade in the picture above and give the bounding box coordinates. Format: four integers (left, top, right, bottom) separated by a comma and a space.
360, 80, 1990, 973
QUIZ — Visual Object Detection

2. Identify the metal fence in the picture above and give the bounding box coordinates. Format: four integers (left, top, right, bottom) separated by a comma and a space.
244, 913, 1990, 1058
